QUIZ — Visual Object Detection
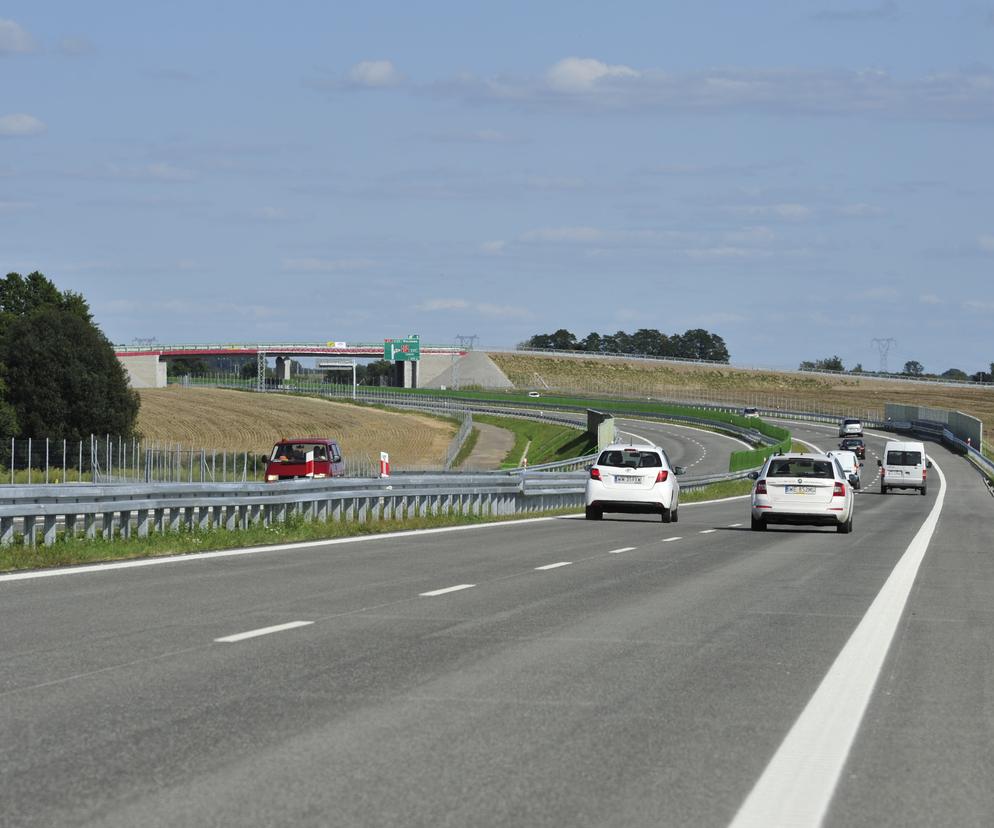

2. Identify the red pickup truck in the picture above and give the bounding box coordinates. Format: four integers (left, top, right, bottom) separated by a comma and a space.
265, 438, 345, 481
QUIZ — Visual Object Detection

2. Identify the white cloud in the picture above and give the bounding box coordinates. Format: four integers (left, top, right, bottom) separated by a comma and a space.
977, 234, 994, 252
521, 226, 604, 243
281, 257, 377, 272
480, 240, 506, 255
546, 57, 640, 92
727, 203, 813, 221
0, 199, 32, 212
0, 19, 34, 54
919, 294, 942, 305
250, 206, 287, 221
0, 113, 45, 137
348, 60, 402, 88
963, 299, 994, 312
145, 162, 195, 181
415, 298, 530, 318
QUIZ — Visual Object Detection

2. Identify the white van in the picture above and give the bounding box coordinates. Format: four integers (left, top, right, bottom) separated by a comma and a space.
878, 440, 931, 495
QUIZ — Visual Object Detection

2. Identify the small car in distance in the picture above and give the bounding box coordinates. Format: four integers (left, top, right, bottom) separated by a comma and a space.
527, 391, 541, 398
750, 452, 854, 533
585, 443, 684, 522
265, 438, 344, 482
838, 436, 866, 459
839, 418, 863, 438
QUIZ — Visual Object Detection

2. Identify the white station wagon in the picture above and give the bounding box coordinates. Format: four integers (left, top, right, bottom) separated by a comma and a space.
750, 452, 854, 533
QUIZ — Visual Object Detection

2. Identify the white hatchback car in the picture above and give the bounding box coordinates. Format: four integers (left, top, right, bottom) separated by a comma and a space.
750, 452, 854, 533
585, 444, 684, 522
826, 449, 863, 490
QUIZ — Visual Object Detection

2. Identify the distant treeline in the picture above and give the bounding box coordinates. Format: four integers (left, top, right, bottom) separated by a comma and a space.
519, 327, 730, 363
800, 355, 993, 382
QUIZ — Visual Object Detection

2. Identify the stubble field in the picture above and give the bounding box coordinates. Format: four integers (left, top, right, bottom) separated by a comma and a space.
137, 387, 455, 467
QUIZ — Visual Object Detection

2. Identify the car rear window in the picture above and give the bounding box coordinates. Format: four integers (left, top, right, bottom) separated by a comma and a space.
270, 443, 329, 462
767, 458, 835, 478
598, 449, 662, 468
886, 450, 922, 466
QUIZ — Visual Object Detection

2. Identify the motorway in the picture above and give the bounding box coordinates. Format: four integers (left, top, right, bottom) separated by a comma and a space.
1, 422, 992, 826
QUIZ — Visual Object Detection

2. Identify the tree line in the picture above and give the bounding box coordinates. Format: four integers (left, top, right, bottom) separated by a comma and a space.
0, 272, 139, 440
520, 327, 730, 363
800, 355, 993, 382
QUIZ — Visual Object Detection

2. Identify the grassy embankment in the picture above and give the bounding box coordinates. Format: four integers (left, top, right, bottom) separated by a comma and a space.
469, 414, 597, 469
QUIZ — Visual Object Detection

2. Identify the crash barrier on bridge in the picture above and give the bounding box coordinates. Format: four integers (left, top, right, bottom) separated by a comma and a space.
0, 466, 758, 548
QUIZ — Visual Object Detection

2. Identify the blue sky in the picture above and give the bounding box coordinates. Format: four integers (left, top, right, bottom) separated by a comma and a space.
3, 1, 993, 373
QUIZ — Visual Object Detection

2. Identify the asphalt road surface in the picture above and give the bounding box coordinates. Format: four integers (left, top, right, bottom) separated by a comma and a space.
2, 423, 992, 827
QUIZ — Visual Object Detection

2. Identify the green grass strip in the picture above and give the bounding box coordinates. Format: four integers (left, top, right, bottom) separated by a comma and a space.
471, 414, 597, 468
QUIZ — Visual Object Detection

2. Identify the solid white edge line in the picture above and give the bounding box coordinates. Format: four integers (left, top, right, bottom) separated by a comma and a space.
535, 561, 572, 570
420, 583, 475, 597
729, 460, 947, 828
0, 515, 565, 583
214, 621, 313, 643
608, 547, 636, 554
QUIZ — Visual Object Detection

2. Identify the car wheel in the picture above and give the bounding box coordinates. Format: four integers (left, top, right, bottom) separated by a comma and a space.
837, 514, 853, 534
881, 485, 888, 494
585, 505, 602, 520
750, 515, 767, 531
671, 504, 679, 523
920, 487, 927, 496
661, 508, 672, 523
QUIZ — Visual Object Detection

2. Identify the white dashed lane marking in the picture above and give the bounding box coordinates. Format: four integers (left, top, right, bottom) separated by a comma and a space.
215, 621, 314, 643
729, 523, 743, 527
700, 529, 717, 534
535, 562, 573, 571
420, 584, 476, 597
608, 547, 636, 555
662, 537, 682, 543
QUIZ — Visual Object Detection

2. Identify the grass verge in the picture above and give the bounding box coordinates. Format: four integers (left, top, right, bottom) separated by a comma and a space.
471, 414, 597, 468
0, 507, 581, 573
451, 427, 480, 468
681, 478, 754, 503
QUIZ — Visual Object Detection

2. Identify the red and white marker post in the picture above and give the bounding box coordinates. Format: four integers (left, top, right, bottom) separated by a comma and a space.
379, 451, 390, 478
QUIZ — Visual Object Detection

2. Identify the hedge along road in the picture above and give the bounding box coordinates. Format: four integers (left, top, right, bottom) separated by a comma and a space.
3, 419, 990, 826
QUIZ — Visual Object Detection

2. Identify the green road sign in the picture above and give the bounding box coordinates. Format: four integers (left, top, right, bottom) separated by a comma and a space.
384, 335, 420, 361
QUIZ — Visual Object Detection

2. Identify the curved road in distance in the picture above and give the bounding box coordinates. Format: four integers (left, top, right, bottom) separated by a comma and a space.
2, 423, 992, 826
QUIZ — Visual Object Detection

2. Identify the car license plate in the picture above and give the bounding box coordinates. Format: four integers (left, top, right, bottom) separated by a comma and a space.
784, 485, 816, 494
615, 475, 642, 484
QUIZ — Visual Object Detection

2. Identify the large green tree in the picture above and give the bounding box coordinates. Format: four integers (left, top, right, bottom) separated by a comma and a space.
0, 272, 139, 439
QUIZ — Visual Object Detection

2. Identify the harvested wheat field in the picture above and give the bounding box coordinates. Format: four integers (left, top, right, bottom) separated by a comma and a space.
137, 387, 455, 468
490, 353, 994, 437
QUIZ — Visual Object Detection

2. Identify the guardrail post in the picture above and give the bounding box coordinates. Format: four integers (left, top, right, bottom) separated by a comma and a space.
383, 496, 394, 521
316, 499, 328, 523
102, 511, 115, 540
136, 509, 150, 538
83, 513, 96, 539
120, 510, 132, 539
65, 513, 77, 539
301, 500, 314, 524
167, 508, 179, 534
153, 508, 164, 534
198, 506, 211, 531
419, 495, 428, 518
43, 515, 57, 546
23, 515, 36, 546
0, 517, 13, 546
357, 498, 368, 523
225, 505, 238, 531
250, 504, 262, 528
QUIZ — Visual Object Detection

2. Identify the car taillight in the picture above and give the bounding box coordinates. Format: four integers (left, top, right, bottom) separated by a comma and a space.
880, 468, 885, 477
833, 482, 846, 497
590, 467, 601, 480
922, 469, 927, 480
655, 469, 669, 483
755, 479, 767, 495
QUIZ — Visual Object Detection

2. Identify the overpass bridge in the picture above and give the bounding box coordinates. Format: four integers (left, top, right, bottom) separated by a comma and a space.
114, 342, 469, 389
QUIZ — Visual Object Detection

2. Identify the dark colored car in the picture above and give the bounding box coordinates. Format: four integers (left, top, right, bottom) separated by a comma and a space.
839, 437, 865, 459
265, 438, 344, 481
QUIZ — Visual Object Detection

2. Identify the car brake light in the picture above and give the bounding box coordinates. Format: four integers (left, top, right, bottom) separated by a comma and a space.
833, 482, 846, 497
755, 479, 767, 495
655, 469, 669, 483
922, 469, 927, 480
590, 467, 601, 480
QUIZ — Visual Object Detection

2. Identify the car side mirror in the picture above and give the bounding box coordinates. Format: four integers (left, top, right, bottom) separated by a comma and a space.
877, 459, 882, 467
332, 455, 342, 463
848, 474, 858, 485
926, 460, 932, 469
674, 466, 686, 476
747, 471, 759, 480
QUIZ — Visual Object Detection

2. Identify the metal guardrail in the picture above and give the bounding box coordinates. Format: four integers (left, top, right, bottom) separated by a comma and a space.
0, 459, 761, 548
